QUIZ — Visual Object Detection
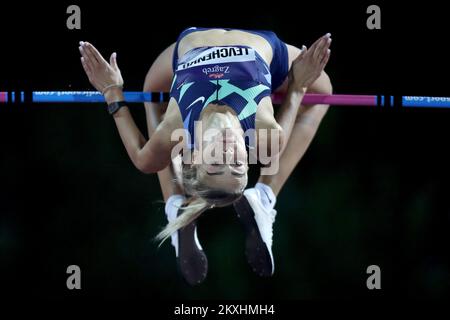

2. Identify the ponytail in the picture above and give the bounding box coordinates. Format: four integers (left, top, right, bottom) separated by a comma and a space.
155, 196, 212, 246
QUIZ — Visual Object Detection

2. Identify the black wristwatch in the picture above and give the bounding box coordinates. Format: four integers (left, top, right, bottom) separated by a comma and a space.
107, 101, 127, 115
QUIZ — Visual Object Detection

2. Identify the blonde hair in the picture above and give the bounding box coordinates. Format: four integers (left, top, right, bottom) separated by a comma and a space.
155, 164, 244, 245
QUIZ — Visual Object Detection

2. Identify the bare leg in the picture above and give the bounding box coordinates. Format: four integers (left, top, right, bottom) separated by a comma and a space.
144, 102, 183, 202
259, 71, 333, 196
143, 43, 183, 202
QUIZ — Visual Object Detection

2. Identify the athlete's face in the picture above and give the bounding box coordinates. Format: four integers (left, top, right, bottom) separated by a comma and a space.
195, 128, 249, 191
197, 163, 248, 194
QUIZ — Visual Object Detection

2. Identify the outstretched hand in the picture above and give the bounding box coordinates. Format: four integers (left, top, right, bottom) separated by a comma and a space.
79, 41, 124, 94
289, 33, 332, 91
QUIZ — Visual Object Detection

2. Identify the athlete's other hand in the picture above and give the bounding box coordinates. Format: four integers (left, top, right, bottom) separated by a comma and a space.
79, 41, 124, 94
289, 33, 331, 91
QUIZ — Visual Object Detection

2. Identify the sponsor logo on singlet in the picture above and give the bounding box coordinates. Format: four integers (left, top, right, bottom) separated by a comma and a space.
177, 46, 256, 71
202, 65, 230, 79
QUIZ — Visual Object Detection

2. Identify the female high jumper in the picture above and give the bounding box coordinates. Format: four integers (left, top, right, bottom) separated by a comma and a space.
79, 27, 332, 285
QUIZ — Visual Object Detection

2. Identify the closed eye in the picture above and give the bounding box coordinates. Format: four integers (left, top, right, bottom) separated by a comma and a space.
231, 161, 244, 167
231, 172, 245, 177
206, 171, 245, 177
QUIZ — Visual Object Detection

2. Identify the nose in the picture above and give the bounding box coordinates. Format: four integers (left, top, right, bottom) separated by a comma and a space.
222, 140, 237, 153
223, 142, 234, 151
222, 144, 237, 163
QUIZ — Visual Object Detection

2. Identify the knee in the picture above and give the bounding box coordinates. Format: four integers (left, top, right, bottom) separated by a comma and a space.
143, 65, 169, 93
296, 72, 332, 125
308, 71, 333, 95
143, 73, 156, 93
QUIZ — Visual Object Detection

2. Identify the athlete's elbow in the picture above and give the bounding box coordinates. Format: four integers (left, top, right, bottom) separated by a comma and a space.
136, 163, 159, 174
137, 164, 156, 174
134, 157, 158, 174
135, 153, 170, 174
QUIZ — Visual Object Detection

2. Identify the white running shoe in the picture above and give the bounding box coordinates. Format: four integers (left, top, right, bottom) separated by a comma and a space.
233, 188, 277, 276
166, 197, 208, 286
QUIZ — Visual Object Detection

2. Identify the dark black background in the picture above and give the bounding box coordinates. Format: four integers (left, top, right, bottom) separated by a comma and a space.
0, 0, 449, 305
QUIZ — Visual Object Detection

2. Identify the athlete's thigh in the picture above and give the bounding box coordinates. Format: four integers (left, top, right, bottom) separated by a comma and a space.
143, 42, 176, 134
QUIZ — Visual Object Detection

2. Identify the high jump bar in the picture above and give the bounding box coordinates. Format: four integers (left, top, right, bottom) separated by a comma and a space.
1, 91, 450, 108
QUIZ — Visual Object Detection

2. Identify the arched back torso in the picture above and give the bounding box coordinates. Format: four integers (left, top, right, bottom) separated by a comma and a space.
177, 28, 274, 66
165, 27, 287, 153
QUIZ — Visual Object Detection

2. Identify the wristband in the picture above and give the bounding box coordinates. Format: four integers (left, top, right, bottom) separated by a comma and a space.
102, 84, 123, 95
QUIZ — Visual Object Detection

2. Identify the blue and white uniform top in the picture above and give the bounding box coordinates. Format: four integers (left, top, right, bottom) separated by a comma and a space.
170, 27, 289, 149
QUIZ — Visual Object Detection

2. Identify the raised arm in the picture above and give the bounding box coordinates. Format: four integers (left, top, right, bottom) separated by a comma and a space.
79, 41, 173, 173
274, 33, 331, 154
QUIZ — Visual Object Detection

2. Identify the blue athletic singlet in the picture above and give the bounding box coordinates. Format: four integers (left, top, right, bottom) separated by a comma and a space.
170, 27, 289, 149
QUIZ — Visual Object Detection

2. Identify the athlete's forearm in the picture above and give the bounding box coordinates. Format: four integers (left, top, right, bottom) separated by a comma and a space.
105, 88, 147, 168
275, 87, 305, 154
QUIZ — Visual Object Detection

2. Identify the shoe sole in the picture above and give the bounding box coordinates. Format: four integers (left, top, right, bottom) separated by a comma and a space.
176, 209, 208, 286
233, 197, 273, 277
